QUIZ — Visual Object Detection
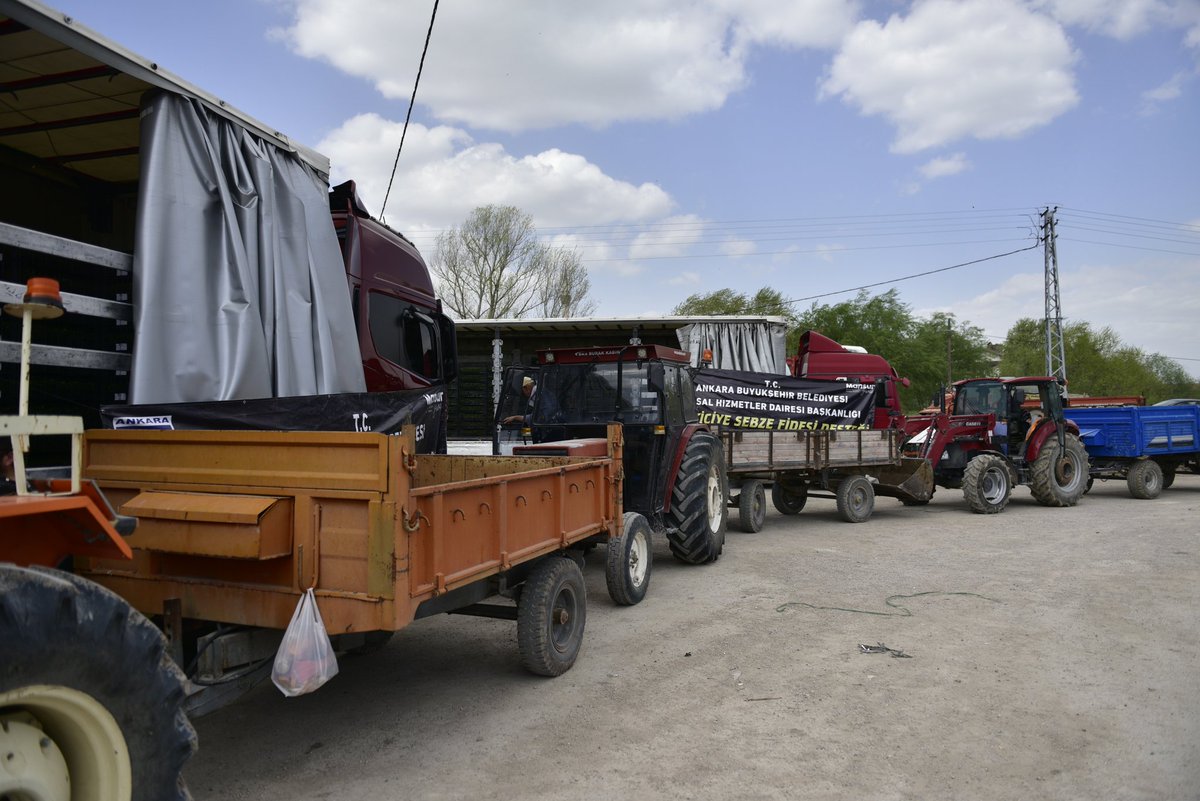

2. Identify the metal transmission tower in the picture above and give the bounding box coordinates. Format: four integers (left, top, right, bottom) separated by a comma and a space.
1041, 207, 1067, 386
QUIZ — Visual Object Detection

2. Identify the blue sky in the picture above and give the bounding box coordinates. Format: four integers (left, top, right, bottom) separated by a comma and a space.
56, 0, 1200, 377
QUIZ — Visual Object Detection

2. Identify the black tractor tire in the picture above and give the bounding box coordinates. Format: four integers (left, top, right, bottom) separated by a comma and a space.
1126, 459, 1163, 500
1161, 464, 1176, 490
835, 475, 875, 523
771, 481, 808, 515
667, 433, 728, 564
0, 565, 195, 801
606, 513, 653, 606
962, 453, 1012, 514
1084, 476, 1094, 494
1029, 433, 1088, 507
517, 557, 586, 676
736, 480, 767, 533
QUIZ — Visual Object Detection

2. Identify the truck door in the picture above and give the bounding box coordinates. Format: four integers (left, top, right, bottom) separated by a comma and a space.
494, 366, 541, 455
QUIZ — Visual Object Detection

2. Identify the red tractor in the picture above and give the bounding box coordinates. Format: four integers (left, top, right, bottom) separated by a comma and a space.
495, 344, 728, 575
903, 377, 1088, 513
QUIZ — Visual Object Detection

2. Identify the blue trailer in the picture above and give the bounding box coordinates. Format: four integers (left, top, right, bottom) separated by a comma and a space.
1063, 404, 1200, 499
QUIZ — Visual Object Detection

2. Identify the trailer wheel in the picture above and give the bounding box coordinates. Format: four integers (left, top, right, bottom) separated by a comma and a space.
1126, 459, 1163, 500
835, 475, 875, 523
517, 557, 586, 676
736, 480, 767, 533
0, 565, 195, 801
1161, 465, 1176, 490
962, 454, 1012, 514
667, 433, 728, 564
606, 513, 652, 606
1030, 433, 1088, 507
771, 481, 808, 515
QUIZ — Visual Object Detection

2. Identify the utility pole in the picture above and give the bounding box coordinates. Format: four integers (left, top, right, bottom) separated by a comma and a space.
946, 317, 953, 387
1041, 207, 1067, 386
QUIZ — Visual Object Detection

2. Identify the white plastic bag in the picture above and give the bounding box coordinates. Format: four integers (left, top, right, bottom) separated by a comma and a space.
271, 588, 339, 697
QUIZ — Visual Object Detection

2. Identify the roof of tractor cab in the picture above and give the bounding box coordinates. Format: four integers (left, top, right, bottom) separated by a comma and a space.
954, 376, 1062, 387
539, 344, 692, 365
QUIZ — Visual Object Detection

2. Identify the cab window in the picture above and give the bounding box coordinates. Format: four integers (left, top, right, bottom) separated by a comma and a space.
368, 291, 440, 380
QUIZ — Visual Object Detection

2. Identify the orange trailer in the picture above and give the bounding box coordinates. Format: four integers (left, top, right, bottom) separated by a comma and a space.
77, 424, 643, 702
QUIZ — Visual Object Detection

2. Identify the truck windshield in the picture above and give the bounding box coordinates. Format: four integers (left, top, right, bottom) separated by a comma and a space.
536, 363, 662, 425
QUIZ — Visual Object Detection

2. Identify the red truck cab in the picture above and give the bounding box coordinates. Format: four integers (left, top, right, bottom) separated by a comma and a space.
789, 331, 908, 428
331, 182, 457, 391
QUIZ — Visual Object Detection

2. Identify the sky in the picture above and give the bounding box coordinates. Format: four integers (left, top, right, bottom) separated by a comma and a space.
54, 0, 1200, 378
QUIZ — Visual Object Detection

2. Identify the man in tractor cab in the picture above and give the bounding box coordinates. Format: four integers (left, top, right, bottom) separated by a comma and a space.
502, 376, 538, 427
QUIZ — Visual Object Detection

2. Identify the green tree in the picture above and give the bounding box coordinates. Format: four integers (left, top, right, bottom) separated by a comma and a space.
999, 318, 1200, 402
794, 290, 991, 411
432, 205, 594, 319
672, 287, 797, 324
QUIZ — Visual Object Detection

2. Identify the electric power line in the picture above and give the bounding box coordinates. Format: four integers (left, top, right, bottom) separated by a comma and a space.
380, 0, 440, 223
780, 242, 1041, 306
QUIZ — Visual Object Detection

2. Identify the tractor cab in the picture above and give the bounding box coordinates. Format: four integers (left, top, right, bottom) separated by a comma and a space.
498, 344, 696, 517
494, 342, 728, 564
952, 377, 1066, 459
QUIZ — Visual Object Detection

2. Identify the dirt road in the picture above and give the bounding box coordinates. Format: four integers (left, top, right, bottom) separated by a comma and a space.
184, 473, 1200, 800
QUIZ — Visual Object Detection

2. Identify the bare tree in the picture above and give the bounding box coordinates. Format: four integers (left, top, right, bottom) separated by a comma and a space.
432, 205, 596, 319
535, 248, 596, 318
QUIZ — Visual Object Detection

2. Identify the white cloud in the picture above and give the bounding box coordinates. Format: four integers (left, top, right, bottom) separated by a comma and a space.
821, 0, 1079, 154
1034, 0, 1173, 40
279, 0, 856, 132
667, 271, 702, 286
318, 114, 674, 232
1141, 69, 1196, 113
628, 215, 707, 260
719, 237, 757, 257
919, 153, 971, 179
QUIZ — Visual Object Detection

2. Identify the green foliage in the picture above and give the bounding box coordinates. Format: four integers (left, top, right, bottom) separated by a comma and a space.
673, 287, 797, 324
796, 290, 992, 411
1000, 319, 1200, 403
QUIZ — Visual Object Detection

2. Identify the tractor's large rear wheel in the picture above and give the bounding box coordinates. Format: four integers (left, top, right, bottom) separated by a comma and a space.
962, 453, 1012, 514
1029, 433, 1088, 507
667, 433, 728, 564
0, 565, 195, 801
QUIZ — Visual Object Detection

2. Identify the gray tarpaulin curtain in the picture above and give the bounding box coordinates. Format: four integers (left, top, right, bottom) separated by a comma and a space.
130, 91, 366, 403
676, 321, 787, 374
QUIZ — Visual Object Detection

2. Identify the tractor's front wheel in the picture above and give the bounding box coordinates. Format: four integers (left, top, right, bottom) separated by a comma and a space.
667, 433, 728, 564
1030, 433, 1088, 507
0, 565, 195, 801
1126, 459, 1163, 500
962, 454, 1012, 514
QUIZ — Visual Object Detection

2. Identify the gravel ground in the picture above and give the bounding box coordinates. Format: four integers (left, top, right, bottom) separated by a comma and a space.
184, 472, 1200, 801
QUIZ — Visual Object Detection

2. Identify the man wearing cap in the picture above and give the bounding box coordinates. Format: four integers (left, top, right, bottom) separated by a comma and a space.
503, 376, 539, 426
